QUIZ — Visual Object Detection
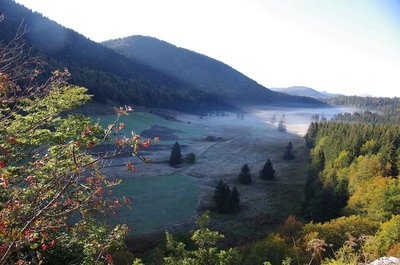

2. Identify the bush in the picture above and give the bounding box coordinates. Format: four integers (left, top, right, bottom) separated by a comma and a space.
185, 152, 196, 164
303, 215, 379, 252
239, 233, 293, 265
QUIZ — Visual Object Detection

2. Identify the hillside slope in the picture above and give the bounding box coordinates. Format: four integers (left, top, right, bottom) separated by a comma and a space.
0, 0, 229, 111
102, 36, 322, 106
1, 1, 322, 110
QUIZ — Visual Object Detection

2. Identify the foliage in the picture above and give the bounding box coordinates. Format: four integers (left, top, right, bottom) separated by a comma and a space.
303, 121, 400, 222
302, 216, 379, 252
238, 164, 252, 184
283, 141, 295, 160
278, 216, 304, 241
326, 96, 400, 125
169, 142, 182, 166
239, 233, 294, 265
260, 159, 275, 180
214, 180, 240, 213
163, 212, 240, 265
0, 68, 127, 263
0, 34, 157, 263
185, 152, 196, 164
346, 176, 400, 221
371, 215, 400, 257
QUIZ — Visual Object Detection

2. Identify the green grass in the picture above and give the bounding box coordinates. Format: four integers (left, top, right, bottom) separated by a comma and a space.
95, 111, 203, 144
111, 174, 199, 233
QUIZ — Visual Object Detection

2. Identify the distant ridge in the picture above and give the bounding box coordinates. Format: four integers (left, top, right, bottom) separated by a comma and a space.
271, 86, 342, 99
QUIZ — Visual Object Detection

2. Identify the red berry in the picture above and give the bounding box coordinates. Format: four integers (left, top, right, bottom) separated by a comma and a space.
105, 254, 113, 264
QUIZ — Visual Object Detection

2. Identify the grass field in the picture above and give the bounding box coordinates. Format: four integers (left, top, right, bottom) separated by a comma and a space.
111, 174, 199, 233
99, 110, 311, 238
96, 111, 203, 144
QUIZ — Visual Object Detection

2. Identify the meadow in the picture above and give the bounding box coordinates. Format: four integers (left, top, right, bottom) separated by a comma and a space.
110, 174, 199, 233
97, 106, 353, 237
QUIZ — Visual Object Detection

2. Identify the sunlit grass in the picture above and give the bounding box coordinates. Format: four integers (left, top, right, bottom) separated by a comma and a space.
95, 111, 203, 144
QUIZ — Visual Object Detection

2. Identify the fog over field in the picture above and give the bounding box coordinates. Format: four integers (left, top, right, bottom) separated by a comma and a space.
100, 105, 356, 235
251, 106, 359, 135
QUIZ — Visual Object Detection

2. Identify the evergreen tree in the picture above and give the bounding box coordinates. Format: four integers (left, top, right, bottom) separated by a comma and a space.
214, 181, 240, 213
214, 180, 231, 213
260, 159, 275, 180
238, 164, 252, 184
169, 142, 182, 166
229, 186, 240, 211
283, 141, 295, 160
278, 120, 287, 132
271, 114, 276, 124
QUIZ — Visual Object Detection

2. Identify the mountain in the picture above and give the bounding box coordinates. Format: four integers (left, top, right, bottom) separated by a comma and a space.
0, 0, 229, 111
271, 86, 341, 99
102, 36, 322, 106
1, 1, 322, 110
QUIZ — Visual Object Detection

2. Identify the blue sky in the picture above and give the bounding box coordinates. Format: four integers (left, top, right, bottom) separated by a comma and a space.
14, 0, 400, 97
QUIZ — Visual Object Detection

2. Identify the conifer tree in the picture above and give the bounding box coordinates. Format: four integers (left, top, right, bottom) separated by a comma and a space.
214, 180, 231, 213
278, 120, 287, 132
283, 141, 295, 160
229, 186, 240, 211
238, 164, 252, 184
260, 159, 275, 180
214, 181, 240, 213
169, 142, 182, 166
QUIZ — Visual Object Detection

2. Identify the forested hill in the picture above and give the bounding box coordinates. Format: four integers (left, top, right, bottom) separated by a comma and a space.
1, 0, 322, 110
326, 96, 400, 113
327, 96, 400, 124
0, 0, 230, 111
271, 86, 341, 99
102, 35, 322, 106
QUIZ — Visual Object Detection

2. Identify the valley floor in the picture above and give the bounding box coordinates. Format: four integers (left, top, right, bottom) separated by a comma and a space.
99, 108, 310, 244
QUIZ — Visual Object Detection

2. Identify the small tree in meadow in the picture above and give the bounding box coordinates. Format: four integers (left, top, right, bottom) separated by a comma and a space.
214, 180, 231, 213
169, 142, 182, 166
260, 159, 275, 180
214, 181, 240, 213
229, 186, 240, 211
238, 164, 252, 184
283, 141, 295, 160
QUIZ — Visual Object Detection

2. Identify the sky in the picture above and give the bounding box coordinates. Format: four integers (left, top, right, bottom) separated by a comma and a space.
14, 0, 400, 97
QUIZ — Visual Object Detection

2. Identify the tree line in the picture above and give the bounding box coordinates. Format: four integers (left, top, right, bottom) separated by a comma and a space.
304, 121, 400, 222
